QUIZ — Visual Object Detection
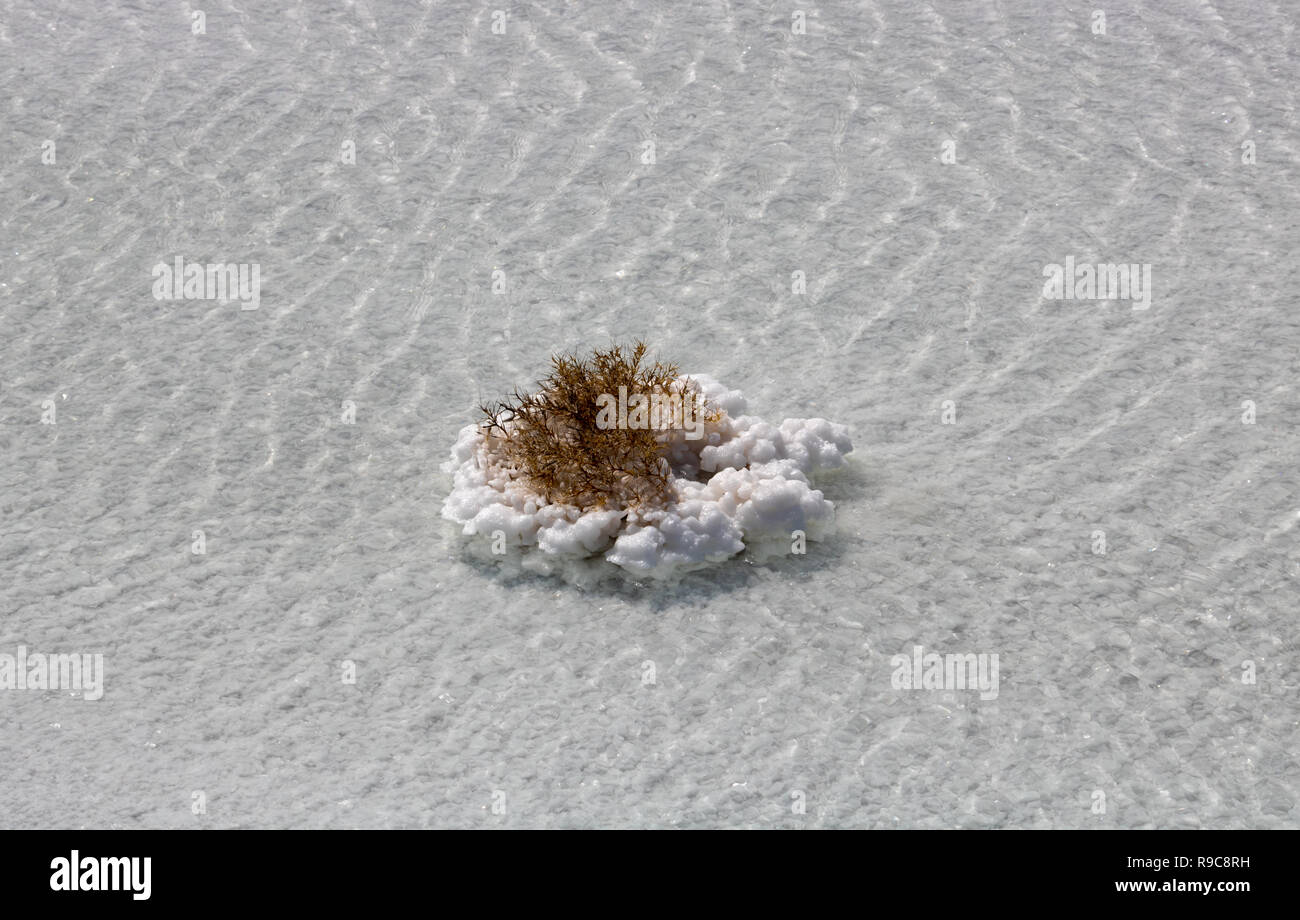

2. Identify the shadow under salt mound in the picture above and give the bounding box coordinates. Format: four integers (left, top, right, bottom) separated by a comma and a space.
438, 462, 862, 610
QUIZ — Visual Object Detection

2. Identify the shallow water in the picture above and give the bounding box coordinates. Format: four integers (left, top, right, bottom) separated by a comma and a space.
1, 0, 1297, 827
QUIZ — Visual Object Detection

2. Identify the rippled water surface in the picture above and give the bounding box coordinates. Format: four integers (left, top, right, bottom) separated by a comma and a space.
2, 0, 1297, 826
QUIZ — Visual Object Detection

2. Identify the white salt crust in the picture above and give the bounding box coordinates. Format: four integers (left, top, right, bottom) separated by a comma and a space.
441, 375, 853, 576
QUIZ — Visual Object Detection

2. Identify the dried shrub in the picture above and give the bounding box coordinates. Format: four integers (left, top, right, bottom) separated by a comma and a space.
478, 342, 715, 510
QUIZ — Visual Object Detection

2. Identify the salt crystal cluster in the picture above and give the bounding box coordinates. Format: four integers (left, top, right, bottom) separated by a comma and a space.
441, 374, 852, 576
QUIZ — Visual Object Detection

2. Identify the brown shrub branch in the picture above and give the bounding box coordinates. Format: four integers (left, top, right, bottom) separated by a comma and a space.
477, 341, 713, 510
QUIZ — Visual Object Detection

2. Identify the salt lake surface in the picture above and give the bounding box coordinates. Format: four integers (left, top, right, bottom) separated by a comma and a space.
1, 0, 1297, 827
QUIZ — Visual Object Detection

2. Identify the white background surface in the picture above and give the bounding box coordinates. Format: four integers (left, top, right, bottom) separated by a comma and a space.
1, 0, 1296, 827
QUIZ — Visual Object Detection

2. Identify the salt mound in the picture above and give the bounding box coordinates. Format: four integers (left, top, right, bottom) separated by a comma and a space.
441, 374, 852, 577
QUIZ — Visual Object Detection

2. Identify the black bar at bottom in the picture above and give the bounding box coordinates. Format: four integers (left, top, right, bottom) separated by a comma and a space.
0, 829, 1282, 908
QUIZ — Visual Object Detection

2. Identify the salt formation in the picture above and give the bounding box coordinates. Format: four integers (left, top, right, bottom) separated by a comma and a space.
442, 370, 853, 578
